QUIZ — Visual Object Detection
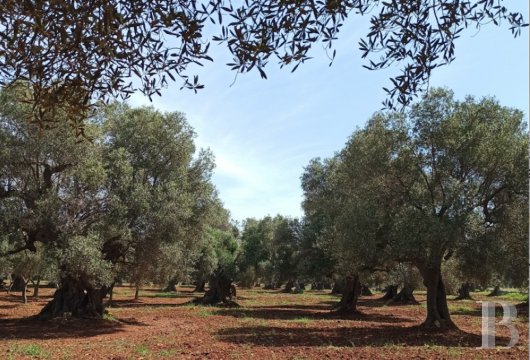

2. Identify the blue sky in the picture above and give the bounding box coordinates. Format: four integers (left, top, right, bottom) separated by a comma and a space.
130, 2, 529, 222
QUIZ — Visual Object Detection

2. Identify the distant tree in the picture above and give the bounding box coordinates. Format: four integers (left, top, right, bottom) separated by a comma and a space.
236, 215, 302, 291
1, 1, 526, 129
190, 203, 237, 293
237, 217, 276, 287
299, 158, 339, 290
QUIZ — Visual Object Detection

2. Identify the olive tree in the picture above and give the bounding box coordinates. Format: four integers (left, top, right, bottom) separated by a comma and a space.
334, 88, 528, 329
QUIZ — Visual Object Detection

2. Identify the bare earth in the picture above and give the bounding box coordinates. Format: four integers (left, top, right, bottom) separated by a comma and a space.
0, 286, 527, 359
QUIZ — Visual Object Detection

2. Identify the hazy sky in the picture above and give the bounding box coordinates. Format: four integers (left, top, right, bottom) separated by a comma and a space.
130, 3, 529, 222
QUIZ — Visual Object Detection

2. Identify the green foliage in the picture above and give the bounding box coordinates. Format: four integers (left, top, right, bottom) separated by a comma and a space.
302, 88, 528, 297
0, 88, 226, 313
1, 0, 526, 125
58, 235, 113, 287
237, 215, 302, 287
101, 103, 221, 289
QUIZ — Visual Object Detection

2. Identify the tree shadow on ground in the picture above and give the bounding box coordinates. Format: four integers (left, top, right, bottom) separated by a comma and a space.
244, 303, 333, 311
0, 317, 131, 340
0, 294, 53, 304
212, 307, 409, 323
359, 298, 424, 308
216, 324, 494, 348
108, 300, 182, 309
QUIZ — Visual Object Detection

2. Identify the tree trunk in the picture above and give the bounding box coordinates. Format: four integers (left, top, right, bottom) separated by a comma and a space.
334, 275, 361, 314
420, 266, 455, 329
164, 278, 178, 292
392, 285, 418, 304
33, 276, 41, 299
283, 279, 295, 293
37, 276, 106, 319
291, 280, 303, 294
488, 285, 501, 297
455, 282, 473, 300
380, 285, 398, 301
312, 282, 324, 290
193, 280, 206, 292
331, 279, 344, 294
361, 285, 372, 296
134, 284, 140, 300
22, 278, 28, 304
263, 282, 276, 290
8, 274, 26, 292
107, 282, 115, 306
197, 272, 239, 307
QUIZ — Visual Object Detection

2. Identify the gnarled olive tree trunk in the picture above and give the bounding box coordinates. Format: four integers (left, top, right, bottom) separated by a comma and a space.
37, 276, 107, 319
455, 282, 473, 300
8, 274, 29, 304
197, 272, 239, 307
331, 278, 344, 294
488, 285, 501, 297
361, 284, 372, 296
164, 278, 178, 292
380, 284, 398, 301
392, 284, 418, 304
32, 276, 41, 299
419, 266, 454, 329
334, 275, 361, 314
193, 280, 206, 292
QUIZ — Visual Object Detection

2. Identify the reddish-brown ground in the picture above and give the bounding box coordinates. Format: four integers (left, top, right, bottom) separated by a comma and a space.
0, 286, 527, 359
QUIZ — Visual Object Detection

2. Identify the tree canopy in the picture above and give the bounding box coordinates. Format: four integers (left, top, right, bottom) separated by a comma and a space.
301, 88, 528, 328
0, 85, 227, 317
0, 0, 526, 130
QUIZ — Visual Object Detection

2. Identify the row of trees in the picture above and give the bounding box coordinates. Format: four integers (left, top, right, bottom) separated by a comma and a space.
1, 87, 527, 332
298, 88, 528, 328
0, 85, 236, 316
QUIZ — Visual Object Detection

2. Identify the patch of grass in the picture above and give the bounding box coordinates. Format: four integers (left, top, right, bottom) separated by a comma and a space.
292, 317, 313, 325
197, 308, 213, 317
448, 304, 476, 314
159, 349, 178, 357
10, 344, 50, 359
446, 347, 464, 358
103, 312, 118, 321
135, 345, 150, 356
150, 291, 180, 298
499, 291, 528, 302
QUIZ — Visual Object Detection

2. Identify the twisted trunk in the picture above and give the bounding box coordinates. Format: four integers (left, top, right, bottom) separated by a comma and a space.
488, 285, 501, 297
193, 280, 206, 292
331, 278, 344, 294
198, 272, 239, 307
8, 274, 26, 292
392, 285, 418, 304
37, 276, 106, 319
283, 279, 295, 293
455, 282, 473, 300
361, 285, 372, 296
9, 274, 28, 303
334, 275, 361, 314
32, 276, 41, 299
380, 285, 398, 301
420, 266, 455, 329
108, 282, 115, 305
164, 278, 178, 292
